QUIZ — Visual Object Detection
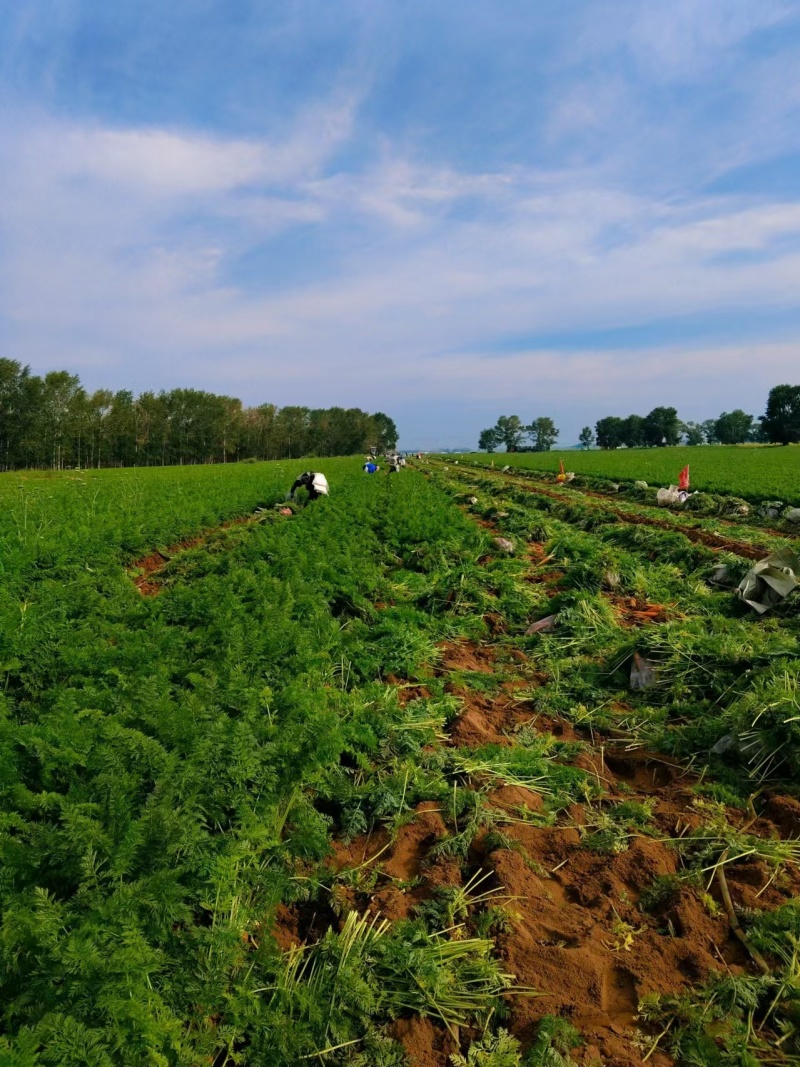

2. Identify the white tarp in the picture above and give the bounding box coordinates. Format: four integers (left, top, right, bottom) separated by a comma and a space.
737, 548, 800, 614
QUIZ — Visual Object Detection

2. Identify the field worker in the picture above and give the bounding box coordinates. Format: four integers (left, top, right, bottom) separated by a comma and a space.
388, 454, 401, 473
363, 461, 379, 474
288, 471, 329, 501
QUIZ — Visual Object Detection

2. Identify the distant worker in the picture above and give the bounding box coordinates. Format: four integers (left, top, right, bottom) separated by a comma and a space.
288, 471, 329, 501
363, 461, 380, 474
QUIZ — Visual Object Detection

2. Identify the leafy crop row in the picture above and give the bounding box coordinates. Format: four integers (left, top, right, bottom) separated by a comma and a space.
430, 463, 800, 796
0, 460, 550, 1065
455, 445, 800, 504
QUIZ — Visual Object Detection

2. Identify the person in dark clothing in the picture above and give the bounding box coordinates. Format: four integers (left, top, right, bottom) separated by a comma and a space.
288, 471, 329, 501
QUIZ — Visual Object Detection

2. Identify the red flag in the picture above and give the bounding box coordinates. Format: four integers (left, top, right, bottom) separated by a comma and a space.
678, 464, 690, 491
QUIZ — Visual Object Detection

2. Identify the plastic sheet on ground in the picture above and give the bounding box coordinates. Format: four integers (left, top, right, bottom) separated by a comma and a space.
525, 614, 557, 635
709, 564, 736, 589
759, 501, 783, 519
737, 548, 800, 614
630, 652, 657, 690
656, 486, 690, 507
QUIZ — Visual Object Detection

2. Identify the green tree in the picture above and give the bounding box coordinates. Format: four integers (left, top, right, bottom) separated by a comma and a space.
493, 415, 526, 451
109, 390, 138, 465
0, 359, 39, 470
274, 405, 311, 458
681, 421, 705, 446
578, 426, 594, 449
37, 370, 85, 469
714, 409, 754, 445
371, 412, 399, 452
595, 416, 625, 449
0, 361, 398, 468
621, 414, 646, 448
761, 385, 800, 444
527, 416, 559, 452
644, 406, 681, 447
700, 418, 718, 444
213, 396, 243, 462
478, 427, 499, 452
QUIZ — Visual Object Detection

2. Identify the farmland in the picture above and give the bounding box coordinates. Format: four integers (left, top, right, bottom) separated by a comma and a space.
1, 458, 800, 1067
456, 445, 800, 503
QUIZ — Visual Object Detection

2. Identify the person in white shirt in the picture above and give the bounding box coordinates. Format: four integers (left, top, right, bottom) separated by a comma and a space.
288, 471, 329, 501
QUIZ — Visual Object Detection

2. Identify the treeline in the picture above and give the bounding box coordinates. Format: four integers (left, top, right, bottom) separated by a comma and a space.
590, 385, 800, 449
478, 415, 559, 452
0, 359, 398, 470
478, 385, 800, 452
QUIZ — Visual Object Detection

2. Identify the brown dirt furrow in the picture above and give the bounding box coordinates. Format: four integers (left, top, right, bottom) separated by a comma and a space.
128, 513, 258, 595
440, 609, 799, 1063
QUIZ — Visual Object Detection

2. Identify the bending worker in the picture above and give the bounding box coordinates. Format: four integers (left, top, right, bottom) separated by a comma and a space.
288, 471, 329, 501
363, 461, 379, 474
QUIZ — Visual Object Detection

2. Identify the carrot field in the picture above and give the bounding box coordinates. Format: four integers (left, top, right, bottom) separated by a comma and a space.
1, 457, 799, 1067
457, 445, 800, 503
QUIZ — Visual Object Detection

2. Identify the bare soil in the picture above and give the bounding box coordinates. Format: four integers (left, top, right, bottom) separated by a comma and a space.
128, 514, 256, 595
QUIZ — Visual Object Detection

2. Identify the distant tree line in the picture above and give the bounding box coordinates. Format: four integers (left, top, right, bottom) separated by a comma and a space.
479, 415, 559, 453
0, 359, 398, 470
588, 406, 763, 450
479, 386, 800, 452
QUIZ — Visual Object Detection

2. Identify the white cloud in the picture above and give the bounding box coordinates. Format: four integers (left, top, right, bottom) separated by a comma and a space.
7, 97, 356, 201
1, 102, 800, 441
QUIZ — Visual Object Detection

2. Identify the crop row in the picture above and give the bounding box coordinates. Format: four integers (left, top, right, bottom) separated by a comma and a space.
455, 445, 800, 505
1, 461, 560, 1065
428, 462, 800, 794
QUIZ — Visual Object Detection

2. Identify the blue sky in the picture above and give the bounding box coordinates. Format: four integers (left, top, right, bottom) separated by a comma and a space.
1, 2, 800, 448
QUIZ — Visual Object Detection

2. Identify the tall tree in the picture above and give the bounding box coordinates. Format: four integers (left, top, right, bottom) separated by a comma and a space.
527, 416, 559, 452
371, 412, 399, 452
714, 409, 754, 445
700, 419, 719, 444
681, 421, 705, 446
578, 426, 594, 450
595, 416, 625, 450
643, 406, 681, 447
478, 428, 499, 452
761, 385, 800, 444
493, 415, 526, 451
37, 371, 85, 469
621, 414, 646, 448
0, 359, 38, 470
